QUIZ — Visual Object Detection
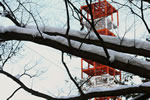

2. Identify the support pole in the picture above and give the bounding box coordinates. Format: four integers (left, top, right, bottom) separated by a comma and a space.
81, 58, 83, 79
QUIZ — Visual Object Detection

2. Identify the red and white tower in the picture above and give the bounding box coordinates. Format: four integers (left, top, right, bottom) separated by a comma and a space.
80, 0, 121, 100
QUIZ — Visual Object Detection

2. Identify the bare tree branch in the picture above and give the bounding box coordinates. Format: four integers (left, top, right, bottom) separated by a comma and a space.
64, 0, 71, 47
7, 87, 22, 100
0, 70, 56, 100
1, 0, 21, 26
67, 0, 111, 62
0, 1, 150, 99
112, 0, 150, 33
1, 69, 150, 100
1, 41, 21, 69
16, 0, 43, 37
43, 31, 150, 58
0, 27, 150, 79
61, 52, 86, 99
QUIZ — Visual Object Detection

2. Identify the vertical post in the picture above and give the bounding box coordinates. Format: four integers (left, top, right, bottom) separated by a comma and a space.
117, 11, 119, 37
92, 4, 95, 19
111, 6, 114, 32
120, 71, 122, 82
98, 0, 101, 8
80, 7, 83, 25
104, 0, 108, 35
113, 69, 115, 77
94, 62, 96, 76
106, 66, 109, 74
117, 11, 119, 27
81, 58, 83, 79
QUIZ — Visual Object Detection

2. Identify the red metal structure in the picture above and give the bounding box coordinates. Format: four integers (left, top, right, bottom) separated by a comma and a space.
80, 0, 121, 100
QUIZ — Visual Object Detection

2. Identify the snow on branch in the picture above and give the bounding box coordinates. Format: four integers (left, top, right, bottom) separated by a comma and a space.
57, 81, 150, 100
0, 26, 150, 79
1, 25, 150, 57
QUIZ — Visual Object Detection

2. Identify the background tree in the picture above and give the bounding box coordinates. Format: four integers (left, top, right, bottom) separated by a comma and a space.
0, 0, 150, 100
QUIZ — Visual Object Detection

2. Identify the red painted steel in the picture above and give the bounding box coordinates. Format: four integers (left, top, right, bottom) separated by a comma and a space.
80, 0, 117, 19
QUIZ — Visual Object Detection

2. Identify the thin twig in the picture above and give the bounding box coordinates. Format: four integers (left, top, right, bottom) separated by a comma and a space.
16, 0, 44, 37
67, 0, 111, 63
61, 52, 86, 99
7, 87, 22, 100
64, 0, 71, 47
0, 70, 55, 100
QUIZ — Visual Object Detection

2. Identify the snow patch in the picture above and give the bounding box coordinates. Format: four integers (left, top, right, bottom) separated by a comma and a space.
0, 25, 43, 37
141, 81, 150, 87
2, 25, 150, 52
0, 26, 6, 33
0, 10, 8, 17
102, 35, 150, 51
15, 74, 21, 79
58, 94, 80, 99
85, 81, 150, 94
86, 85, 139, 94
